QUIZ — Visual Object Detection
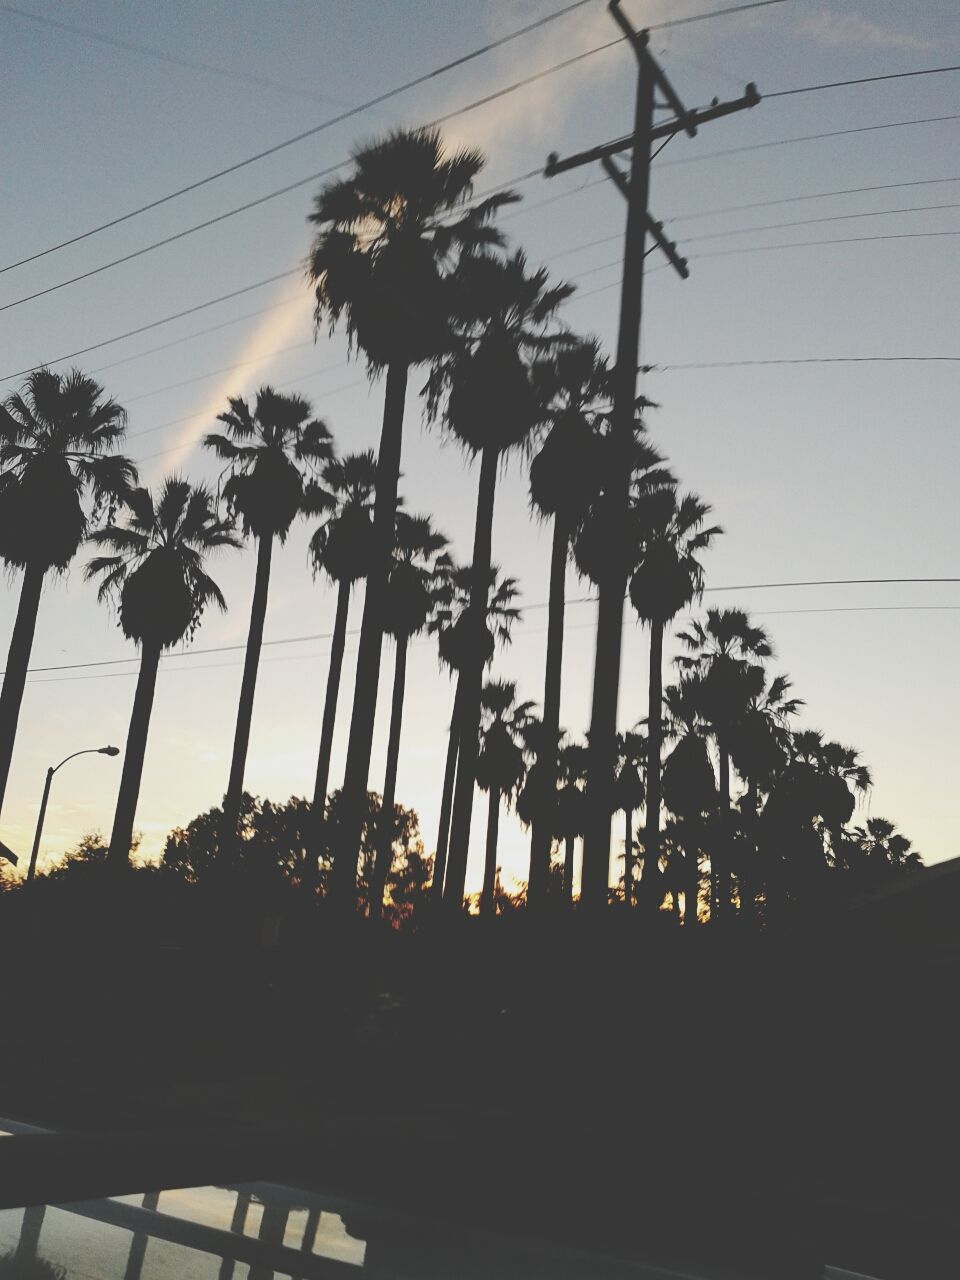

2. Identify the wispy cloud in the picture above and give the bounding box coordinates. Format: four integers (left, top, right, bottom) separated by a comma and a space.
797, 7, 940, 53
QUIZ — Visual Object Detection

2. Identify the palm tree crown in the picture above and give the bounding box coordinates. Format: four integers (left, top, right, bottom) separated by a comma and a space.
86, 478, 240, 647
0, 367, 134, 571
629, 492, 721, 629
307, 127, 513, 369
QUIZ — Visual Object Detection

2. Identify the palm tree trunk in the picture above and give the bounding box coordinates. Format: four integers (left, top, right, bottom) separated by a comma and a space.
741, 776, 758, 921
431, 678, 462, 902
580, 559, 629, 910
329, 360, 408, 907
564, 834, 576, 905
443, 445, 499, 909
685, 849, 699, 927
370, 634, 408, 917
624, 807, 633, 905
309, 577, 351, 870
480, 787, 499, 917
642, 621, 665, 901
222, 534, 273, 839
528, 514, 568, 910
108, 638, 163, 868
0, 561, 45, 817
715, 740, 733, 921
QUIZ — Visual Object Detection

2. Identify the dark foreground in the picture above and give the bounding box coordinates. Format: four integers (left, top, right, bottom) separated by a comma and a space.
1, 875, 957, 1279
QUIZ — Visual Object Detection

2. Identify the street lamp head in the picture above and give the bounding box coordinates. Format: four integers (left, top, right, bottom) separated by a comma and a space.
99, 746, 121, 757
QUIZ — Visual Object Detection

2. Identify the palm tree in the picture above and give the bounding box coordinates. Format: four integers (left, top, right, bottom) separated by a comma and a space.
629, 492, 720, 906
556, 739, 589, 905
676, 609, 773, 920
662, 678, 718, 926
727, 672, 802, 916
307, 126, 512, 907
204, 387, 333, 841
429, 564, 520, 902
307, 452, 377, 834
615, 729, 646, 906
427, 250, 571, 909
525, 337, 607, 909
476, 680, 535, 917
369, 512, 449, 917
573, 426, 675, 906
86, 479, 240, 867
0, 368, 133, 814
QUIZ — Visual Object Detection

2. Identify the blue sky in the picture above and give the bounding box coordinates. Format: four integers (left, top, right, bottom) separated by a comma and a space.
1, 0, 957, 889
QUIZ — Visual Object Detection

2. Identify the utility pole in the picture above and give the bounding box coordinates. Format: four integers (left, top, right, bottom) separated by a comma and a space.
544, 0, 759, 909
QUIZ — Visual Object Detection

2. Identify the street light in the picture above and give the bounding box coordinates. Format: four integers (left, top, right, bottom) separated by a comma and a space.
27, 746, 120, 884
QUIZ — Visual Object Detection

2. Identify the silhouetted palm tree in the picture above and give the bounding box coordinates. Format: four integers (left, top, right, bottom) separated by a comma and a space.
662, 678, 717, 926
204, 387, 333, 840
307, 451, 377, 830
427, 251, 571, 909
525, 337, 607, 908
556, 739, 589, 905
429, 564, 519, 901
476, 680, 535, 917
573, 426, 674, 905
86, 479, 240, 867
615, 729, 646, 905
369, 512, 449, 916
629, 492, 720, 905
0, 368, 133, 814
677, 609, 772, 920
308, 126, 512, 906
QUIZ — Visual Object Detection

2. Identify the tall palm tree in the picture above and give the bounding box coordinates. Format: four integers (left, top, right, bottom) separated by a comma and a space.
556, 739, 589, 905
629, 492, 720, 906
427, 250, 571, 909
727, 672, 802, 916
573, 426, 675, 906
525, 337, 607, 909
307, 451, 377, 825
615, 729, 646, 906
429, 564, 519, 902
86, 480, 240, 867
307, 127, 512, 907
662, 679, 718, 927
0, 368, 133, 814
204, 387, 333, 840
369, 511, 449, 917
476, 680, 535, 917
677, 609, 772, 920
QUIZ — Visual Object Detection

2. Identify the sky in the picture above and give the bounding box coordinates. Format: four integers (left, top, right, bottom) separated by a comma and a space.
0, 0, 957, 891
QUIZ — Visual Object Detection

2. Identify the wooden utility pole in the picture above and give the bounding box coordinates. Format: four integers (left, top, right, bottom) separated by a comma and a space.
544, 0, 759, 909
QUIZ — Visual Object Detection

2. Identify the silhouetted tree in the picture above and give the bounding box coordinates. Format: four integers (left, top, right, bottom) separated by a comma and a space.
427, 250, 570, 910
428, 564, 519, 901
615, 729, 646, 905
369, 512, 449, 916
677, 609, 772, 920
308, 127, 512, 908
663, 678, 719, 926
629, 492, 720, 905
86, 479, 240, 867
0, 368, 133, 815
526, 337, 607, 908
307, 451, 377, 833
476, 680, 535, 917
574, 426, 674, 905
205, 386, 333, 842
555, 739, 589, 904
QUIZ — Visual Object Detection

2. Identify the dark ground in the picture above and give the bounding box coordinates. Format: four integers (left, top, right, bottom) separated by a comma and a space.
1, 876, 957, 1279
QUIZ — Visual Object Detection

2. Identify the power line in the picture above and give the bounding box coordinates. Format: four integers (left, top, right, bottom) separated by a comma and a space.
667, 175, 960, 224
690, 228, 960, 258
682, 201, 960, 243
0, 1, 351, 107
0, 0, 599, 276
0, 2, 791, 285
653, 356, 960, 369
0, 269, 302, 383
658, 114, 960, 168
8, 576, 957, 680
766, 64, 960, 99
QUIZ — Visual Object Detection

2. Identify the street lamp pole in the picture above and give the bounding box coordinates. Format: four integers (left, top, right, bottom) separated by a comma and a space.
27, 746, 120, 884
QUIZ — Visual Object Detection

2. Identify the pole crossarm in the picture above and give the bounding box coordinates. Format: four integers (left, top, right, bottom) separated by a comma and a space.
600, 158, 689, 278
544, 84, 761, 178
